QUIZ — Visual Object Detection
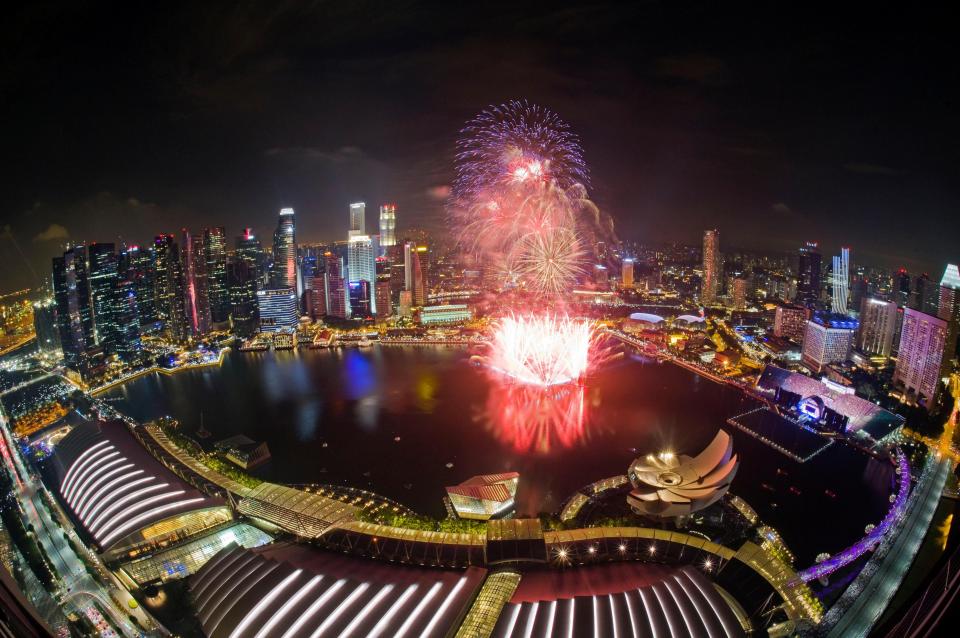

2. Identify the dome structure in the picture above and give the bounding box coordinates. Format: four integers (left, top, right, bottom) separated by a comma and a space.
627, 430, 739, 518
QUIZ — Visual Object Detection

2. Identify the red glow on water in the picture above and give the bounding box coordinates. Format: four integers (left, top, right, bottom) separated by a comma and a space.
483, 380, 590, 453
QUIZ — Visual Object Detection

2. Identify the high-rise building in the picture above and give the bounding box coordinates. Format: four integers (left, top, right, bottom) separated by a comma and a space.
323, 252, 349, 319
122, 245, 157, 326
379, 204, 396, 248
347, 234, 377, 316
87, 242, 120, 352
236, 228, 266, 287
938, 264, 960, 363
349, 202, 366, 236
831, 247, 850, 315
404, 241, 426, 306
797, 242, 822, 305
112, 277, 142, 361
154, 234, 189, 343
857, 297, 898, 358
894, 308, 948, 406
375, 257, 392, 317
203, 227, 229, 323
226, 257, 259, 337
32, 298, 60, 355
732, 277, 748, 310
181, 230, 212, 338
896, 269, 912, 308
701, 229, 720, 304
52, 246, 95, 367
621, 258, 635, 288
348, 280, 372, 317
912, 273, 939, 316
306, 275, 327, 320
271, 208, 297, 289
801, 313, 858, 373
256, 288, 298, 332
773, 304, 808, 341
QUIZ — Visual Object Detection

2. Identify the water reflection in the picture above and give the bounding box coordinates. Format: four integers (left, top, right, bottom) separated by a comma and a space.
480, 375, 592, 453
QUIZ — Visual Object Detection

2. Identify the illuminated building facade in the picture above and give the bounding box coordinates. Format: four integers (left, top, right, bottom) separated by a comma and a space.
374, 257, 392, 317
732, 277, 748, 310
227, 258, 259, 337
801, 313, 857, 373
938, 263, 960, 362
87, 242, 121, 353
773, 303, 808, 341
236, 228, 266, 287
894, 307, 948, 405
621, 257, 634, 287
701, 229, 720, 303
32, 297, 61, 354
181, 230, 211, 338
404, 241, 427, 306
831, 246, 850, 314
445, 472, 518, 520
378, 203, 396, 247
122, 245, 157, 326
797, 241, 822, 305
256, 288, 298, 332
420, 304, 472, 325
857, 297, 898, 358
271, 208, 297, 289
52, 247, 96, 367
323, 252, 349, 319
154, 234, 189, 342
203, 226, 229, 323
347, 235, 377, 315
349, 201, 365, 236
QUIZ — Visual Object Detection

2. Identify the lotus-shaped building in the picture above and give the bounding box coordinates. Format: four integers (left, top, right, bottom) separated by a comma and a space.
627, 430, 739, 519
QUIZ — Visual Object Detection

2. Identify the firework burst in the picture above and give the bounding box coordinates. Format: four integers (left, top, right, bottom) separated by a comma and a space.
487, 314, 595, 386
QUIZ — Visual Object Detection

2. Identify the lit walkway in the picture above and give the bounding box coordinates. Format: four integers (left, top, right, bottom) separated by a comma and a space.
824, 456, 952, 638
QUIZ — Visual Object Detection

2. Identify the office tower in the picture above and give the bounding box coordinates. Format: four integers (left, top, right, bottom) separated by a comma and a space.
306, 275, 327, 319
271, 208, 297, 289
701, 229, 720, 304
894, 308, 948, 406
912, 273, 939, 316
349, 202, 366, 236
732, 277, 748, 310
226, 257, 259, 337
52, 246, 95, 366
87, 242, 120, 352
347, 234, 377, 315
236, 228, 266, 286
112, 277, 142, 361
379, 203, 397, 248
830, 247, 850, 315
32, 298, 60, 354
324, 252, 349, 319
895, 268, 912, 308
404, 241, 426, 306
797, 241, 822, 305
375, 257, 392, 317
857, 297, 898, 358
348, 280, 372, 317
181, 230, 211, 338
154, 234, 189, 343
121, 245, 157, 326
850, 272, 869, 312
801, 313, 858, 372
203, 227, 229, 323
622, 258, 635, 288
399, 289, 414, 317
256, 288, 298, 332
388, 246, 406, 309
938, 263, 960, 364
773, 304, 808, 341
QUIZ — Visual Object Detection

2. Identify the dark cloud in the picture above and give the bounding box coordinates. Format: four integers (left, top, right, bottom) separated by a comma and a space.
32, 223, 69, 242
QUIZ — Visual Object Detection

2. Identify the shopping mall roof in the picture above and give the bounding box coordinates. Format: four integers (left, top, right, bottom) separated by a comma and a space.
189, 543, 487, 638
628, 312, 665, 324
52, 420, 224, 551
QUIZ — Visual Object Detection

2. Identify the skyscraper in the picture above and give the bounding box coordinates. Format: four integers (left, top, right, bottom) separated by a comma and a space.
896, 269, 912, 308
894, 308, 948, 406
800, 313, 858, 372
52, 245, 95, 367
181, 230, 211, 338
938, 263, 960, 364
701, 229, 720, 304
349, 202, 366, 236
404, 241, 426, 306
857, 297, 898, 358
379, 204, 396, 248
831, 247, 850, 315
236, 228, 266, 287
112, 277, 142, 361
732, 277, 748, 310
204, 226, 229, 323
797, 241, 822, 305
226, 257, 258, 337
347, 234, 377, 316
256, 288, 298, 332
122, 245, 157, 326
32, 297, 60, 355
154, 234, 189, 343
375, 256, 392, 317
323, 251, 348, 319
912, 273, 939, 316
87, 242, 120, 352
773, 303, 808, 341
621, 258, 635, 288
271, 208, 297, 289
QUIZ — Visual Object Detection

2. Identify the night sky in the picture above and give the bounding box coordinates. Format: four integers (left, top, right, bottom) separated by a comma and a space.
2, 2, 958, 291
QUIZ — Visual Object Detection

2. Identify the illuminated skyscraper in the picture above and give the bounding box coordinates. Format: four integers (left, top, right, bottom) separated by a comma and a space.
323, 252, 348, 319
375, 257, 392, 317
154, 234, 189, 343
236, 228, 266, 286
349, 202, 366, 236
203, 226, 229, 323
773, 303, 808, 341
256, 288, 298, 332
894, 308, 948, 406
621, 258, 634, 288
347, 234, 377, 316
379, 203, 397, 247
701, 229, 720, 304
797, 241, 822, 305
732, 277, 748, 310
226, 257, 258, 337
404, 241, 426, 306
32, 298, 60, 354
831, 247, 850, 314
181, 230, 211, 338
271, 208, 297, 289
801, 313, 857, 372
52, 246, 95, 366
87, 242, 119, 351
912, 273, 939, 316
857, 297, 898, 358
938, 263, 960, 363
122, 245, 156, 326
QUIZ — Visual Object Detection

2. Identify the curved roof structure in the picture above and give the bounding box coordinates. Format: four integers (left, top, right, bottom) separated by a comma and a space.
627, 430, 739, 519
628, 312, 665, 324
53, 420, 223, 551
190, 543, 486, 638
676, 314, 706, 324
491, 564, 745, 637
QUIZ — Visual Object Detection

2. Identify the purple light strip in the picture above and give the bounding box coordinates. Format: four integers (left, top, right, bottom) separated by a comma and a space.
797, 452, 910, 582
